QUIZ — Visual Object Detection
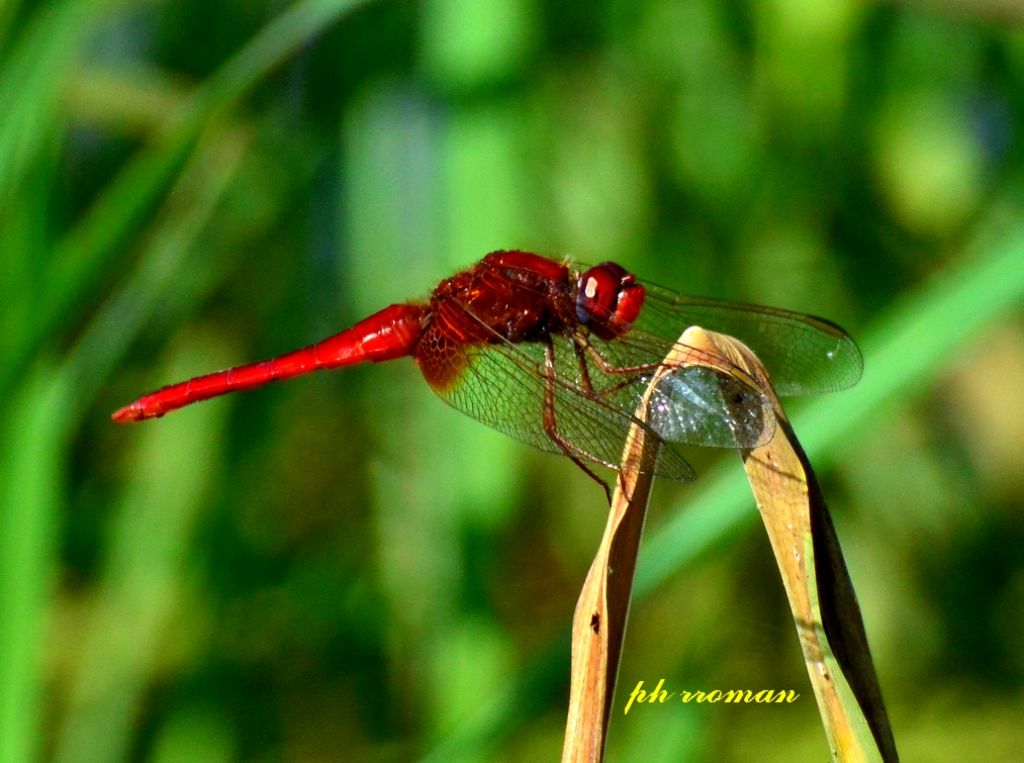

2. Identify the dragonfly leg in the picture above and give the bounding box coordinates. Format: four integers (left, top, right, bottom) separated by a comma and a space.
544, 338, 613, 503
582, 336, 758, 395
574, 337, 665, 407
580, 338, 663, 377
572, 338, 660, 402
573, 340, 597, 394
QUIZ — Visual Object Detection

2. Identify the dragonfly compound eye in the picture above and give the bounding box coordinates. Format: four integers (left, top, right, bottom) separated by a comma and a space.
576, 263, 646, 340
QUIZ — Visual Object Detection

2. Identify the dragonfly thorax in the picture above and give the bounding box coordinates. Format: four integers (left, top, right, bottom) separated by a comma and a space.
427, 252, 578, 346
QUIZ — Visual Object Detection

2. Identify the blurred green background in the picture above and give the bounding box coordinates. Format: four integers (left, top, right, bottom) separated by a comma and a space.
2, 0, 1023, 760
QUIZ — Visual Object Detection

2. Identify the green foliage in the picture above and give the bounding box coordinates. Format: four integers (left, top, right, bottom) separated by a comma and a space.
1, 1, 1022, 760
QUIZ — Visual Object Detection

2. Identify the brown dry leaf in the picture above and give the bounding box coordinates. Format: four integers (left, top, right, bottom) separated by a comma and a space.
686, 327, 897, 763
561, 326, 897, 763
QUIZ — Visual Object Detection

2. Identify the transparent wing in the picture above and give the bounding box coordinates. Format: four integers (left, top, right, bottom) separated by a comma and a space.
421, 326, 696, 481
493, 256, 862, 397
419, 326, 776, 480
568, 332, 776, 449
632, 282, 863, 396
644, 365, 775, 448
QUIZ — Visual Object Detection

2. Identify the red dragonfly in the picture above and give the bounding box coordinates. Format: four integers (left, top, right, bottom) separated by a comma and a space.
114, 251, 861, 491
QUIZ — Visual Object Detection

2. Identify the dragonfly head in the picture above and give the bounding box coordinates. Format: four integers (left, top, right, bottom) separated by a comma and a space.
576, 262, 646, 341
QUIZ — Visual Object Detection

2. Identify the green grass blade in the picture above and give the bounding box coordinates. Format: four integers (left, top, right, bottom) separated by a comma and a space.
53, 342, 229, 763
0, 367, 71, 763
0, 0, 114, 203
0, 0, 23, 50
0, 0, 373, 398
62, 126, 252, 426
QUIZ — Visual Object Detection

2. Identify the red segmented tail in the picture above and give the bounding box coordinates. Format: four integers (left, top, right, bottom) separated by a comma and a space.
112, 303, 424, 423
